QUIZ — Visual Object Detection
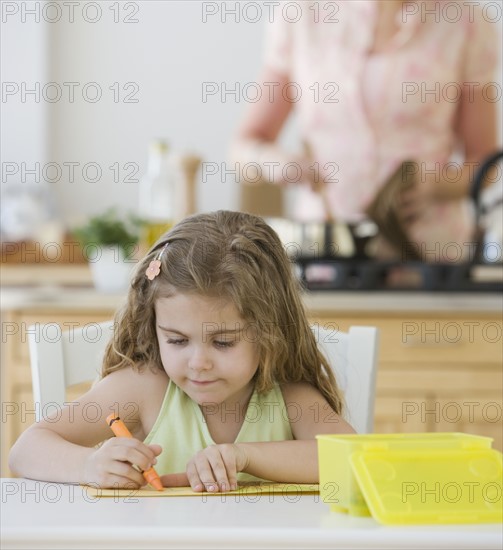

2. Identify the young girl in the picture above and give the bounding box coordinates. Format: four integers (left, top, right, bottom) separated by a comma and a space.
10, 210, 354, 491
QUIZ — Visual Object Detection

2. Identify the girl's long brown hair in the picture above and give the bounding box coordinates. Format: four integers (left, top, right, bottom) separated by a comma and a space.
102, 210, 344, 414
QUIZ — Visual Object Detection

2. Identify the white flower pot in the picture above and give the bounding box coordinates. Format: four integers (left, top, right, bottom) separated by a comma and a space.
88, 245, 132, 294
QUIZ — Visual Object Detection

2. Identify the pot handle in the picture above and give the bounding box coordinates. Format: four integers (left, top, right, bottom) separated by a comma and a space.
468, 150, 502, 264
470, 150, 503, 213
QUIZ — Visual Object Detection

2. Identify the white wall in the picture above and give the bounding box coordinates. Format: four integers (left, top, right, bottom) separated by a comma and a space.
2, 1, 272, 228
48, 0, 272, 225
1, 5, 53, 240
1, 7, 49, 163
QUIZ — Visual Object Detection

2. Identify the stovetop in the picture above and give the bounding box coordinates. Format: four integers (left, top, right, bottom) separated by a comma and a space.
294, 256, 503, 292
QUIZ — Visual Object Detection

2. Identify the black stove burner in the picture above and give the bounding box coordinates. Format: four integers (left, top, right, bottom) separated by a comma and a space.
295, 256, 503, 292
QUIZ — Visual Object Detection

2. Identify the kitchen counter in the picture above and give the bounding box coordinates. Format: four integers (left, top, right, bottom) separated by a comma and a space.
0, 264, 93, 287
2, 263, 502, 313
0, 286, 126, 312
1, 285, 501, 314
303, 291, 503, 314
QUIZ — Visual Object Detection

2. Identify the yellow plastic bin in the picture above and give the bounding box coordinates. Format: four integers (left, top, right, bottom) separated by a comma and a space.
316, 432, 501, 524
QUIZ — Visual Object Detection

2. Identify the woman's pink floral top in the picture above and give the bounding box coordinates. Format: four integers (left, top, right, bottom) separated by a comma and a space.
264, 0, 498, 259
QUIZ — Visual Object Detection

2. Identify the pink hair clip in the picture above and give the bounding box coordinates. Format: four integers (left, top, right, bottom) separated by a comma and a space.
145, 243, 169, 281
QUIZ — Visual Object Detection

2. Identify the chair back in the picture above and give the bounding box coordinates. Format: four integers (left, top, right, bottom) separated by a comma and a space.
315, 325, 379, 433
28, 321, 114, 421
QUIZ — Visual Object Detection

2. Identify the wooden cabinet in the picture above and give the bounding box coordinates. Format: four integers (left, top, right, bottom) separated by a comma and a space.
309, 313, 502, 451
1, 304, 117, 477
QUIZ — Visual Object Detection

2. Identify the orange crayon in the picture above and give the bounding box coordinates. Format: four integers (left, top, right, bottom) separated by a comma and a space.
106, 413, 163, 491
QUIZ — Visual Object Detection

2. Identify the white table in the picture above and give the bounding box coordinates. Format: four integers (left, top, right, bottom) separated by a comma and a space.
1, 479, 502, 549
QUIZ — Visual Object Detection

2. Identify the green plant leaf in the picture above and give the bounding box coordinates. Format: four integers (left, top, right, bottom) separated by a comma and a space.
72, 209, 144, 259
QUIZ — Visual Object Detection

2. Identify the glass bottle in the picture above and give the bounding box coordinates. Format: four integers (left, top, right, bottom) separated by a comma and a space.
138, 140, 178, 248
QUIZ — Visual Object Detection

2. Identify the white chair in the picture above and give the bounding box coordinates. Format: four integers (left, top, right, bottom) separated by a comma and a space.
28, 322, 378, 432
314, 325, 379, 434
28, 321, 114, 421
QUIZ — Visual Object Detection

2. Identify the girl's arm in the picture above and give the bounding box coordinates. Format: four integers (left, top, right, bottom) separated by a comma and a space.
8, 367, 163, 486
239, 382, 355, 483
162, 382, 354, 491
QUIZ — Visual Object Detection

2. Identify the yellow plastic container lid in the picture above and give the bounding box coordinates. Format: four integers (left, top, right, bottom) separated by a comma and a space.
317, 432, 494, 450
316, 433, 502, 523
350, 448, 503, 525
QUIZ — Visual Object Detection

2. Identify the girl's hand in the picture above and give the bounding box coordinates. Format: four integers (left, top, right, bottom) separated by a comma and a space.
161, 443, 249, 493
187, 443, 249, 492
81, 438, 162, 489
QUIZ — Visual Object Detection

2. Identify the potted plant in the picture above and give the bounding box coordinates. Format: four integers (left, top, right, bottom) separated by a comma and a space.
73, 209, 143, 293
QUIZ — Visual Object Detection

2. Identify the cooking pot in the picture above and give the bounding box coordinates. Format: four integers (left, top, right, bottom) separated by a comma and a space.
266, 151, 503, 291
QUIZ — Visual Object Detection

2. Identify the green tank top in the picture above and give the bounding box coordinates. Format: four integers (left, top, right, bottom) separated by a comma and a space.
144, 380, 294, 482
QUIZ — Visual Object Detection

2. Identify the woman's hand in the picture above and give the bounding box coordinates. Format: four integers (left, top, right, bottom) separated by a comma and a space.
161, 443, 249, 493
396, 179, 438, 226
81, 438, 162, 489
396, 170, 461, 227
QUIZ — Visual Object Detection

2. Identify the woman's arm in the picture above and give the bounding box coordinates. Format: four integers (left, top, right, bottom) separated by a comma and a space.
399, 86, 499, 224
438, 85, 499, 199
452, 84, 499, 196
235, 68, 293, 143
230, 67, 307, 185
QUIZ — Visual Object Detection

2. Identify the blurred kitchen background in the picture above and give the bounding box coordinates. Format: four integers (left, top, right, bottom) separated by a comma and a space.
2, 0, 303, 229
2, 1, 503, 264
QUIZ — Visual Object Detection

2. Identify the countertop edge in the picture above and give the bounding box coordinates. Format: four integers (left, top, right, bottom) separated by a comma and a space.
0, 287, 502, 313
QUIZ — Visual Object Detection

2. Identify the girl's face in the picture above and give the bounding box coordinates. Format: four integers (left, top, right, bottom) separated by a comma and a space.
154, 292, 260, 408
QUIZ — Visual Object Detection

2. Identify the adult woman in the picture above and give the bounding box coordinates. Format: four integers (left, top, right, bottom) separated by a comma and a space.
231, 0, 499, 261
